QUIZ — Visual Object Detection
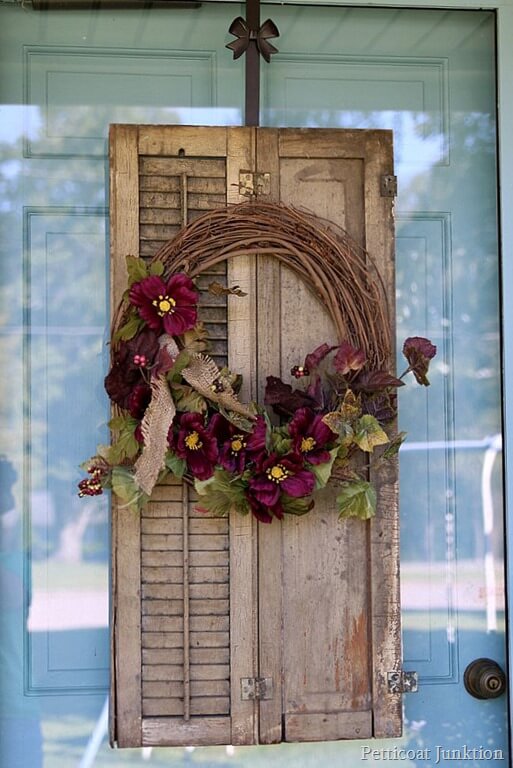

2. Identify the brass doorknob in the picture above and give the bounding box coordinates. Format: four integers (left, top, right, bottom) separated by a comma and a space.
464, 658, 506, 699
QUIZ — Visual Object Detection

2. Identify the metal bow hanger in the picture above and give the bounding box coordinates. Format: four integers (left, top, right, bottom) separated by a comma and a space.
226, 16, 279, 63
226, 0, 280, 126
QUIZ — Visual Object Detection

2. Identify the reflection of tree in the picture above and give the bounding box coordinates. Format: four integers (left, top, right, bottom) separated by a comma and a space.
396, 111, 500, 561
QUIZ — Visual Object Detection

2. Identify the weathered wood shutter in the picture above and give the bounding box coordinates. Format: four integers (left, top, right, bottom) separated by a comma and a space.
109, 125, 399, 748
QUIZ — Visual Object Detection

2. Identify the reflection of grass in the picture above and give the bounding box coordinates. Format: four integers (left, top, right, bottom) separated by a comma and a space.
32, 560, 107, 591
42, 713, 413, 767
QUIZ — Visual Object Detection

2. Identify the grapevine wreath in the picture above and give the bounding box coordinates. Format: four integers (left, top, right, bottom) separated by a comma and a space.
79, 202, 436, 523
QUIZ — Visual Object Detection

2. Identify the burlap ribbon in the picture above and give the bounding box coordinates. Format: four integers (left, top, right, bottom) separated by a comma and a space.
182, 353, 255, 419
133, 375, 176, 496
134, 348, 254, 497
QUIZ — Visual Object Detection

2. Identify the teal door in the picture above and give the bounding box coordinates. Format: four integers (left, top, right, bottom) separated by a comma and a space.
0, 4, 506, 766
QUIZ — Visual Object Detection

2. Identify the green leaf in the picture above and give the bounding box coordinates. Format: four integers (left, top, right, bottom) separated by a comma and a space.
182, 322, 209, 354
309, 446, 339, 489
167, 350, 192, 382
218, 407, 255, 434
111, 466, 147, 512
280, 495, 314, 516
270, 427, 292, 456
165, 452, 187, 479
382, 431, 407, 460
171, 383, 207, 413
149, 260, 165, 276
126, 255, 148, 286
108, 415, 130, 431
336, 480, 376, 520
113, 313, 145, 343
108, 415, 140, 463
353, 414, 390, 453
194, 470, 250, 517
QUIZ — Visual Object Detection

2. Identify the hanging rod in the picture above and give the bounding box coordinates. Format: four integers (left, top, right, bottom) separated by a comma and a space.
30, 0, 201, 9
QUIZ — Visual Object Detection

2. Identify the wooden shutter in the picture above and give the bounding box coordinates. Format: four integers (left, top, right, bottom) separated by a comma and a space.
109, 125, 399, 747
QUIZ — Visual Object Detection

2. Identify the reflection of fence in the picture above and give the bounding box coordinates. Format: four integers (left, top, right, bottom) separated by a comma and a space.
401, 434, 503, 631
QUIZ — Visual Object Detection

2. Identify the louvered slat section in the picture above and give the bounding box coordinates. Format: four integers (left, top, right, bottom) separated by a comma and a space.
138, 155, 228, 367
141, 479, 230, 719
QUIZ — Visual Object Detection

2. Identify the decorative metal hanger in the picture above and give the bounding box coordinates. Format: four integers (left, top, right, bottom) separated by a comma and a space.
226, 0, 279, 126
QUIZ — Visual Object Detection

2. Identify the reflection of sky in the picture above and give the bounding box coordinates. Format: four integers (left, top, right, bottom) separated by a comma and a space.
0, 104, 242, 143
0, 105, 439, 186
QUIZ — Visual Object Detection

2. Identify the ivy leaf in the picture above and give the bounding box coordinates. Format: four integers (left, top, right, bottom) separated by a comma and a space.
112, 313, 145, 343
382, 431, 407, 460
149, 260, 165, 276
194, 470, 250, 517
336, 480, 376, 520
165, 452, 187, 478
309, 446, 339, 489
280, 495, 314, 516
126, 255, 148, 286
111, 466, 147, 512
353, 414, 390, 453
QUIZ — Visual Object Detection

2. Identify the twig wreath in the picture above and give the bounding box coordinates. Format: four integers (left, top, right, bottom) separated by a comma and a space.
79, 202, 436, 523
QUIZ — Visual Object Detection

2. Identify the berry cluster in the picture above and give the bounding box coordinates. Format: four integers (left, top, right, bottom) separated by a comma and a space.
78, 464, 107, 497
290, 365, 310, 379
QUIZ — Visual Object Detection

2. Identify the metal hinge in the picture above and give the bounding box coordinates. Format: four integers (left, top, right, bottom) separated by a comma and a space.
241, 677, 274, 700
387, 670, 418, 694
239, 170, 271, 198
380, 174, 398, 197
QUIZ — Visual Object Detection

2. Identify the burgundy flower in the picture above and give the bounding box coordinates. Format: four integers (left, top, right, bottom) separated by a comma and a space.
104, 328, 159, 409
288, 407, 336, 465
170, 412, 218, 481
249, 452, 315, 508
129, 273, 198, 336
127, 383, 151, 420
209, 414, 267, 474
246, 491, 284, 524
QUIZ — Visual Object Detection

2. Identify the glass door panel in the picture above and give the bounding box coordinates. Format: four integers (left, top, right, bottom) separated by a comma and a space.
0, 3, 506, 765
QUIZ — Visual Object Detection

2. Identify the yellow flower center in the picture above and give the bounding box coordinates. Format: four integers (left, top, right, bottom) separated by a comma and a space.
230, 435, 246, 453
300, 436, 316, 453
185, 431, 203, 451
266, 464, 289, 483
152, 294, 176, 316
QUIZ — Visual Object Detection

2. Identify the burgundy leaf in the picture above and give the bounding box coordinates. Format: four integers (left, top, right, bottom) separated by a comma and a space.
353, 370, 405, 392
402, 336, 437, 386
361, 392, 397, 422
264, 376, 316, 417
304, 343, 337, 372
333, 341, 366, 376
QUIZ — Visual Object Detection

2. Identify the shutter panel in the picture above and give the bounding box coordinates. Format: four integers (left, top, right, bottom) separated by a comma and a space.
253, 129, 399, 742
110, 125, 399, 747
110, 126, 259, 747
